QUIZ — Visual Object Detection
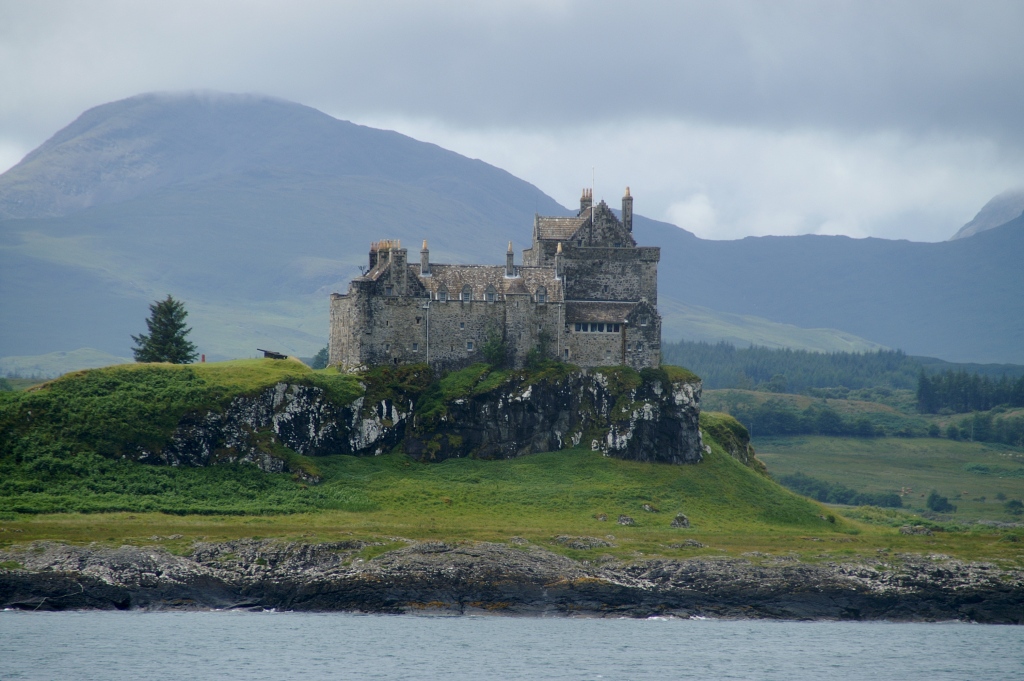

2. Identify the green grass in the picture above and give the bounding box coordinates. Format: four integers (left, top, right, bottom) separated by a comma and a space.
756, 436, 1024, 520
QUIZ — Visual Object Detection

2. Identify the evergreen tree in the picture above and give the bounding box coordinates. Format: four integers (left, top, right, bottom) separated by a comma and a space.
310, 346, 329, 370
131, 295, 198, 364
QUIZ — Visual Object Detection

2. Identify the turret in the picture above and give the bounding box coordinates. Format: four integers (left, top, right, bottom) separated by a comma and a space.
622, 186, 633, 233
506, 241, 515, 277
580, 188, 593, 214
420, 239, 430, 276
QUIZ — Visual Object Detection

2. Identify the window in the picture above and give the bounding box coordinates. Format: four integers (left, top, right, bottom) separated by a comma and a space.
412, 343, 419, 351
574, 323, 582, 332
612, 324, 621, 332
385, 285, 393, 296
602, 284, 608, 294
590, 323, 598, 332
466, 341, 474, 351
637, 342, 644, 351
485, 285, 496, 303
416, 317, 422, 325
564, 349, 569, 359
597, 323, 605, 332
536, 286, 547, 304
461, 285, 472, 302
460, 322, 465, 329
384, 343, 390, 352
437, 288, 448, 302
639, 315, 649, 326
613, 242, 621, 248
577, 240, 582, 247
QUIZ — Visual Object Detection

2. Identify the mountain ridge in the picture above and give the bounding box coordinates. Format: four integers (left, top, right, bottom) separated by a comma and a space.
1, 91, 1021, 363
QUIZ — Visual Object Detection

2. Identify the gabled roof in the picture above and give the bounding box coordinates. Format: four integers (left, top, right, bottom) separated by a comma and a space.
535, 208, 590, 241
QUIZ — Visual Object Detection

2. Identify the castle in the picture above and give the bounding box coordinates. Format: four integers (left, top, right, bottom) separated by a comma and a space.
329, 188, 662, 372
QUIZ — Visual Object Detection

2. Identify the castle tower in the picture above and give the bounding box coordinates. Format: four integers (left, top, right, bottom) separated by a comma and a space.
580, 188, 593, 214
622, 187, 633, 232
420, 239, 430, 276
506, 241, 515, 277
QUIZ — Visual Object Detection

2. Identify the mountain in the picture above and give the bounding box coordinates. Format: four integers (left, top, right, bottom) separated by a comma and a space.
1, 92, 1022, 365
949, 187, 1024, 240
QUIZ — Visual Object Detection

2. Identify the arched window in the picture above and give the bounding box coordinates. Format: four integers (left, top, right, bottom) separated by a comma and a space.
461, 285, 472, 302
485, 285, 496, 303
536, 286, 547, 304
437, 286, 448, 302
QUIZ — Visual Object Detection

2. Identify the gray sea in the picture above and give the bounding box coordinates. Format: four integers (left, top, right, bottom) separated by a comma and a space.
1, 611, 1021, 680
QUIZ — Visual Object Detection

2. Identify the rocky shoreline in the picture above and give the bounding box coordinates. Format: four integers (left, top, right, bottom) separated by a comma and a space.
2, 540, 1021, 623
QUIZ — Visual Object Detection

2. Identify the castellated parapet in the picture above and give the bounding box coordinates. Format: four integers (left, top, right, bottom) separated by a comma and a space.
329, 188, 662, 372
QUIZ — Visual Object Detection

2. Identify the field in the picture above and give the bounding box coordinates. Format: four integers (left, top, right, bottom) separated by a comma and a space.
756, 436, 1024, 519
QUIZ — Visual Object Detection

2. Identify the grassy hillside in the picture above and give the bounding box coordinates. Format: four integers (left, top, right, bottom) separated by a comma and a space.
756, 436, 1024, 521
0, 360, 1021, 565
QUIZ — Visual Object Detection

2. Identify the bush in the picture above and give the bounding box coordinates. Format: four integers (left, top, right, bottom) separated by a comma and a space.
926, 490, 957, 513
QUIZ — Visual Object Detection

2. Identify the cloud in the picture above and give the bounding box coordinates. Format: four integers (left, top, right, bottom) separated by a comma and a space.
360, 116, 1024, 241
1, 0, 1022, 240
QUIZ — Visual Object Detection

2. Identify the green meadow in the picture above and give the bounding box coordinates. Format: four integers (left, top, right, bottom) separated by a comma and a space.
756, 436, 1024, 520
1, 360, 1022, 567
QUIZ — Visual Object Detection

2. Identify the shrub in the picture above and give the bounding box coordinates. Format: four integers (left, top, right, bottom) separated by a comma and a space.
926, 490, 957, 513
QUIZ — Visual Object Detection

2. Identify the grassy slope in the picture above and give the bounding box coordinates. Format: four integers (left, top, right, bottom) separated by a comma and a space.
756, 436, 1024, 520
0, 361, 1021, 566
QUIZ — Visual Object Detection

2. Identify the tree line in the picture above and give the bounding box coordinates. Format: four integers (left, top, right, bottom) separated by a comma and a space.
916, 370, 1024, 414
660, 341, 922, 392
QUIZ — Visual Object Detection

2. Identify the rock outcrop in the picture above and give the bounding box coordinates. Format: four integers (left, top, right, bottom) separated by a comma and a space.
125, 367, 705, 475
2, 540, 1021, 623
404, 369, 703, 464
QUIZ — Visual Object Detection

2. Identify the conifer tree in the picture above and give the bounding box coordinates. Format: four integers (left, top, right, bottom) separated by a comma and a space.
131, 295, 198, 364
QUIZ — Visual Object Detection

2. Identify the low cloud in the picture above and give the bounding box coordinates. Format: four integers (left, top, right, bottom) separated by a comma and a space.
361, 116, 1024, 242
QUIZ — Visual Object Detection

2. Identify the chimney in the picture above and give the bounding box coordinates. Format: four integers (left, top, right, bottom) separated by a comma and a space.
580, 188, 593, 214
506, 241, 515, 277
555, 241, 564, 278
622, 186, 633, 232
420, 239, 430, 276
368, 241, 379, 270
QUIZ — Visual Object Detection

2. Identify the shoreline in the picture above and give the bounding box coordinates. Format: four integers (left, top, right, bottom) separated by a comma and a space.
3, 539, 1022, 624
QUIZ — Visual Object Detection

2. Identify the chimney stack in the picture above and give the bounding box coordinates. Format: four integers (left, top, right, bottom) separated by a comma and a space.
622, 186, 633, 232
506, 241, 515, 277
580, 187, 593, 214
420, 239, 430, 276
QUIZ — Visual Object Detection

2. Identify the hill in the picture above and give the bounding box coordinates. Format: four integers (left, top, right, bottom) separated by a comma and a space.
1, 91, 1022, 364
949, 187, 1024, 240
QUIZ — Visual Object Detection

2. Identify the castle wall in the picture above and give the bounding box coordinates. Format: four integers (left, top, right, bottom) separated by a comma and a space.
561, 246, 659, 304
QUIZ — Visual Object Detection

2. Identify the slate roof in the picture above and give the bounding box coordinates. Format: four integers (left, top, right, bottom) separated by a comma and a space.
535, 209, 590, 241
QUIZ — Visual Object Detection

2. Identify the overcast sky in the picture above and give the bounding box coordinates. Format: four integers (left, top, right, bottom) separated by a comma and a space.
2, 0, 1022, 241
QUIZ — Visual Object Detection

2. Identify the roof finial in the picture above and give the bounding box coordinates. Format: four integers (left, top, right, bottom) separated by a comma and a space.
624, 186, 630, 197
507, 240, 513, 253
422, 239, 428, 250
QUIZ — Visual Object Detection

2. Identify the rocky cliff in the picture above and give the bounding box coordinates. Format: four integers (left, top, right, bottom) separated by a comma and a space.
126, 365, 705, 476
2, 539, 1021, 623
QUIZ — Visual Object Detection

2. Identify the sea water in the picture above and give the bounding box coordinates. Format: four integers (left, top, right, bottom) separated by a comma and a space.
1, 611, 1021, 680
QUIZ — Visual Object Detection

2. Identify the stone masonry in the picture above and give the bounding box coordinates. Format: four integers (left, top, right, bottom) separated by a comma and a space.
329, 188, 662, 372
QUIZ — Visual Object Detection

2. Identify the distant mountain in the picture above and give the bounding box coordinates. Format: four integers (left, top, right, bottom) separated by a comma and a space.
1, 92, 1021, 365
949, 187, 1024, 240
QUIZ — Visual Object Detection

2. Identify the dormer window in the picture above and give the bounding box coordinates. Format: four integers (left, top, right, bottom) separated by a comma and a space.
437, 288, 448, 302
461, 285, 472, 302
536, 286, 547, 304
485, 285, 496, 303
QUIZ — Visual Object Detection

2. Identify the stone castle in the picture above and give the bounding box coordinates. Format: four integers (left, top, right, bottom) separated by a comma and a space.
329, 188, 661, 372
